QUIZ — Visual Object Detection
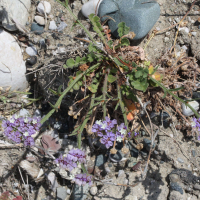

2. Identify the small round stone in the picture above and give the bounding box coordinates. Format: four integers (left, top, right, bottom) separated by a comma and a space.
34, 16, 45, 25
37, 1, 51, 14
90, 186, 97, 196
31, 23, 44, 35
26, 46, 37, 56
26, 56, 37, 66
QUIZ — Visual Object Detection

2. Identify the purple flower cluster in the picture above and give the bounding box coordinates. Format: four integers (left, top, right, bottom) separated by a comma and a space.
73, 173, 93, 186
116, 123, 127, 142
2, 115, 41, 146
55, 149, 86, 171
92, 117, 117, 148
192, 118, 200, 140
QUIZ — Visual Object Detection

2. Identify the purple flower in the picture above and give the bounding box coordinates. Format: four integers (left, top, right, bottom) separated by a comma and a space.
127, 132, 132, 138
67, 149, 86, 163
55, 155, 77, 171
1, 115, 41, 147
134, 132, 139, 137
24, 137, 35, 146
101, 131, 116, 148
73, 173, 93, 186
117, 123, 127, 135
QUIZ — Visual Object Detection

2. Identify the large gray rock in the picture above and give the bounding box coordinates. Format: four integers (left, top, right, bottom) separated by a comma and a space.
0, 29, 28, 92
98, 0, 160, 40
0, 0, 31, 31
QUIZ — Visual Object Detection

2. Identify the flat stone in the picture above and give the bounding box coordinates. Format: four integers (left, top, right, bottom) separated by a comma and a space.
170, 182, 183, 194
143, 138, 155, 152
95, 154, 107, 166
26, 46, 37, 56
31, 23, 44, 35
49, 21, 57, 30
56, 187, 68, 200
0, 0, 31, 31
177, 157, 184, 163
98, 0, 160, 40
57, 22, 67, 32
90, 186, 97, 196
34, 16, 45, 26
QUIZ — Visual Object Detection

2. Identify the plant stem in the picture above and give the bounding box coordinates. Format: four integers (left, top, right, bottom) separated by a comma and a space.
149, 76, 200, 118
102, 69, 110, 119
77, 93, 95, 148
117, 79, 128, 127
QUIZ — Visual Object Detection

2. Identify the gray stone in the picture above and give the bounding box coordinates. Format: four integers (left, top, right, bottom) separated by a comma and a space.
109, 150, 123, 162
143, 138, 155, 152
0, 0, 31, 31
26, 46, 37, 56
26, 56, 37, 67
57, 187, 68, 200
118, 170, 125, 177
95, 154, 107, 166
170, 182, 183, 194
177, 157, 184, 163
37, 1, 51, 15
98, 0, 160, 40
127, 157, 137, 167
31, 23, 44, 35
57, 22, 67, 32
33, 109, 42, 118
71, 184, 89, 200
192, 150, 196, 157
181, 101, 199, 117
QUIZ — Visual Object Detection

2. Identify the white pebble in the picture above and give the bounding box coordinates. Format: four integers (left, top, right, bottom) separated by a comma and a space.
66, 188, 71, 194
182, 101, 199, 117
90, 186, 97, 195
57, 22, 67, 32
81, 0, 103, 18
37, 1, 51, 14
181, 45, 187, 51
19, 109, 30, 117
191, 32, 197, 36
118, 170, 125, 177
179, 27, 189, 34
49, 21, 57, 30
34, 16, 45, 25
26, 46, 37, 56
164, 37, 169, 42
165, 32, 170, 36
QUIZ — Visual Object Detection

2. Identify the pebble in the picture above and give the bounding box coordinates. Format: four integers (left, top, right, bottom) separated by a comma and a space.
49, 21, 57, 30
72, 184, 89, 200
95, 154, 107, 167
130, 147, 139, 158
81, 0, 103, 18
37, 1, 51, 14
125, 195, 138, 200
90, 186, 97, 196
31, 23, 44, 35
182, 101, 199, 117
177, 157, 184, 163
118, 170, 125, 177
19, 109, 30, 117
170, 182, 183, 194
109, 150, 123, 162
33, 109, 42, 118
198, 25, 200, 30
98, 0, 160, 40
57, 22, 67, 32
39, 39, 46, 49
192, 150, 196, 157
54, 121, 62, 130
34, 16, 45, 25
26, 46, 37, 56
26, 56, 37, 67
143, 138, 155, 152
56, 187, 68, 200
179, 27, 189, 34
127, 157, 137, 167
192, 92, 200, 103
191, 32, 197, 36
164, 37, 169, 42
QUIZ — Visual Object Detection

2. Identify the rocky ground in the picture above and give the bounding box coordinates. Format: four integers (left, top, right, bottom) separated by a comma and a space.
0, 0, 200, 200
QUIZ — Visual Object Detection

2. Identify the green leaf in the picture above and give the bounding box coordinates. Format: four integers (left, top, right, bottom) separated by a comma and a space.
108, 74, 117, 83
66, 58, 75, 68
88, 83, 98, 93
57, 85, 63, 95
73, 83, 80, 90
120, 37, 130, 46
88, 14, 106, 43
118, 22, 130, 37
169, 87, 184, 92
135, 70, 143, 78
107, 40, 113, 48
131, 80, 149, 92
48, 88, 58, 95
